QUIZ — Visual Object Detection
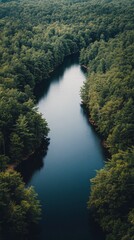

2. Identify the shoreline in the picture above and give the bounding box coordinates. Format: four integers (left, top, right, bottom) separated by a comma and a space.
81, 102, 111, 159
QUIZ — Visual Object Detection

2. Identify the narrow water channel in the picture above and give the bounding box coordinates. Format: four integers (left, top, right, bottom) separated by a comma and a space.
19, 55, 105, 240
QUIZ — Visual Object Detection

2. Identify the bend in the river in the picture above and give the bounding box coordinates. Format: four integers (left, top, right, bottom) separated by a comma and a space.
18, 55, 106, 240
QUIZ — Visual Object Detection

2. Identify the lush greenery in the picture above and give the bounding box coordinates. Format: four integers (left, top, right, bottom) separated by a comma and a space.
0, 0, 134, 238
88, 149, 134, 240
80, 1, 134, 239
80, 31, 134, 154
1, 0, 133, 164
0, 89, 49, 165
0, 170, 41, 239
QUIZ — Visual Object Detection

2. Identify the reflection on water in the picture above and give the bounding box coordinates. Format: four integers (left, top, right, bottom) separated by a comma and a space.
34, 54, 80, 102
18, 55, 106, 240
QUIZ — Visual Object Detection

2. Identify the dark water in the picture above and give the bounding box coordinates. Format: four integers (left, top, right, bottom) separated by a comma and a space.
19, 56, 105, 240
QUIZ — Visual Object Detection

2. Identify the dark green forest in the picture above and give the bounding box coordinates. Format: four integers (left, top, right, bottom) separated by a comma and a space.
0, 0, 134, 239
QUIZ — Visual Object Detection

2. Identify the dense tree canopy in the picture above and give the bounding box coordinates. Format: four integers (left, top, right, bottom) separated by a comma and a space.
79, 1, 134, 238
88, 149, 134, 240
0, 88, 49, 165
0, 0, 133, 164
0, 0, 134, 238
80, 31, 134, 154
0, 170, 41, 239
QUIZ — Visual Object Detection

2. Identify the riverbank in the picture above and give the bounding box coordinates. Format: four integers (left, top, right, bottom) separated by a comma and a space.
18, 56, 105, 240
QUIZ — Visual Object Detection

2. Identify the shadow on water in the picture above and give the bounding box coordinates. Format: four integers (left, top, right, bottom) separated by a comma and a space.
16, 138, 50, 184
34, 54, 80, 102
80, 103, 110, 159
28, 212, 106, 240
29, 218, 106, 240
88, 213, 106, 240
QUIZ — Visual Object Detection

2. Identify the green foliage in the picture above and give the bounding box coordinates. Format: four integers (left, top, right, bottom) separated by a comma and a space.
80, 31, 134, 153
0, 88, 49, 164
0, 0, 134, 239
1, 0, 132, 165
80, 3, 134, 238
0, 170, 41, 238
88, 149, 134, 240
0, 156, 9, 172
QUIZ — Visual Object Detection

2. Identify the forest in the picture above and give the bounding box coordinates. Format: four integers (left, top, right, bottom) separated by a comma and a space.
0, 0, 134, 239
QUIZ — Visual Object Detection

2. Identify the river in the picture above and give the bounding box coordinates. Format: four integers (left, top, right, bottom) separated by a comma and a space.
18, 55, 105, 240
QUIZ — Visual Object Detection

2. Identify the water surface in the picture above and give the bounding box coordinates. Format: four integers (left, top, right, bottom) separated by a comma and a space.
19, 56, 105, 240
